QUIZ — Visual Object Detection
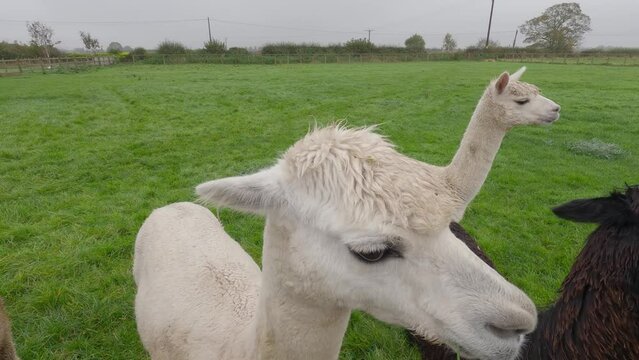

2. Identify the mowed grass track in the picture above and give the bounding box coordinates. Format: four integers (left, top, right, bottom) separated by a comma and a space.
0, 62, 637, 359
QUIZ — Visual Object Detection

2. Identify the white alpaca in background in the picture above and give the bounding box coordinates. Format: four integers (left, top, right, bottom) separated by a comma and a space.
134, 68, 560, 360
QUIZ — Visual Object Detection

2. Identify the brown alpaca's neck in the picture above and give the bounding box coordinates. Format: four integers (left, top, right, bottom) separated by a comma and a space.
522, 228, 639, 359
445, 92, 507, 208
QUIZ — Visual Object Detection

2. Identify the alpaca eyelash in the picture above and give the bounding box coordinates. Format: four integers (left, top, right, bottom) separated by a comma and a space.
347, 241, 403, 263
515, 99, 530, 105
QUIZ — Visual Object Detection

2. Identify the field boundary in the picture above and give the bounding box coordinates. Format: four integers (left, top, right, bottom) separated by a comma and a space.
125, 52, 639, 66
2, 52, 636, 75
0, 55, 116, 76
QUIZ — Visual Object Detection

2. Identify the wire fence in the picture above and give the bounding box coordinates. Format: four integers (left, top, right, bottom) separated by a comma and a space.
126, 52, 639, 66
0, 55, 115, 76
1, 52, 637, 75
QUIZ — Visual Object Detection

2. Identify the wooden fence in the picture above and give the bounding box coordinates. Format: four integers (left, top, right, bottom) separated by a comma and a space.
0, 55, 116, 76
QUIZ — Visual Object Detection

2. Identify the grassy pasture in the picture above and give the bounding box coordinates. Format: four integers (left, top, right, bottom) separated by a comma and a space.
0, 62, 637, 359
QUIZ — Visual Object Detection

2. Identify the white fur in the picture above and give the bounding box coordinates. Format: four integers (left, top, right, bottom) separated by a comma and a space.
135, 68, 559, 360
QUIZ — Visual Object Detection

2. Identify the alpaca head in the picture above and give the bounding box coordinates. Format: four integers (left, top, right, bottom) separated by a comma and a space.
552, 184, 639, 289
484, 67, 561, 128
197, 126, 537, 360
545, 185, 639, 357
553, 185, 639, 226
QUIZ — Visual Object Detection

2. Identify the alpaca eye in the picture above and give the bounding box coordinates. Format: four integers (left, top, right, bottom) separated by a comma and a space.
515, 99, 530, 105
356, 249, 388, 262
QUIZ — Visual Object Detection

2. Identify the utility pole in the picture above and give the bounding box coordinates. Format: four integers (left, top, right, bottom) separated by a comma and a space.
512, 29, 518, 48
207, 17, 213, 43
485, 0, 495, 48
365, 29, 374, 43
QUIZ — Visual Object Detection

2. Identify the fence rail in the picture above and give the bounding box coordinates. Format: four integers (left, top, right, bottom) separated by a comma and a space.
1, 52, 637, 75
0, 55, 116, 76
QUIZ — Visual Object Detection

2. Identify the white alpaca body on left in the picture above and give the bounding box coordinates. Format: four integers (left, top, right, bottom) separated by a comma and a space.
134, 203, 260, 359
135, 202, 352, 360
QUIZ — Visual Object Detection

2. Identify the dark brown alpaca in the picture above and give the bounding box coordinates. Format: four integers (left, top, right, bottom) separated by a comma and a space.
0, 297, 19, 360
412, 186, 639, 360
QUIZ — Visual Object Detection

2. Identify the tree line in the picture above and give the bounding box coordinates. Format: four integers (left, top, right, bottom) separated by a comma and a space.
1, 3, 613, 60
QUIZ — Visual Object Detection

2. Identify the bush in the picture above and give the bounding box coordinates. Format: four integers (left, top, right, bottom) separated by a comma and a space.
227, 47, 249, 55
0, 41, 62, 59
130, 47, 147, 56
345, 38, 374, 54
203, 39, 226, 54
121, 47, 146, 62
157, 41, 188, 54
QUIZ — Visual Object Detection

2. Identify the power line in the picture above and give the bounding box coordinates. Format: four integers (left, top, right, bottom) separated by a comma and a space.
0, 18, 206, 24
210, 18, 362, 35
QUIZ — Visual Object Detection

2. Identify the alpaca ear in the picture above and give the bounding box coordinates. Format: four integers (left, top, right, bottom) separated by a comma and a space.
552, 196, 630, 224
510, 66, 526, 81
196, 166, 282, 215
495, 72, 510, 94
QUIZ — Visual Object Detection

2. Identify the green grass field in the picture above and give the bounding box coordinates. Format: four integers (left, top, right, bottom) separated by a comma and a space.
0, 62, 637, 359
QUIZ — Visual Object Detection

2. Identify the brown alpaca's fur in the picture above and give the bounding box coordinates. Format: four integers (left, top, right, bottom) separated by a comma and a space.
412, 186, 639, 360
0, 297, 19, 360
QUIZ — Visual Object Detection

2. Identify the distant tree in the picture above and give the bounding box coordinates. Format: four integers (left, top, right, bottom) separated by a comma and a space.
130, 47, 146, 59
519, 2, 591, 51
107, 42, 123, 54
157, 40, 187, 54
123, 45, 133, 52
79, 31, 100, 54
474, 37, 500, 49
227, 47, 249, 55
130, 47, 147, 56
345, 38, 374, 54
26, 21, 58, 59
404, 34, 426, 52
203, 39, 226, 54
442, 33, 457, 51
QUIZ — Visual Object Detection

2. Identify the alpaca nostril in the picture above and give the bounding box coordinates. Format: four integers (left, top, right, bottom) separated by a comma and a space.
553, 105, 561, 112
486, 324, 528, 340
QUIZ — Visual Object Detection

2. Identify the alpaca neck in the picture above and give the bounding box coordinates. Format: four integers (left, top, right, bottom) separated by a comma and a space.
249, 219, 351, 360
523, 230, 639, 359
445, 91, 507, 211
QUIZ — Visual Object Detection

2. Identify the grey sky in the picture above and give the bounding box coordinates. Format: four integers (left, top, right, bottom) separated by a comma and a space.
2, 0, 638, 51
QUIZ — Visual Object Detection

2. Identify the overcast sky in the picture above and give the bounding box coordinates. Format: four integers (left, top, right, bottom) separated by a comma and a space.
2, 0, 638, 51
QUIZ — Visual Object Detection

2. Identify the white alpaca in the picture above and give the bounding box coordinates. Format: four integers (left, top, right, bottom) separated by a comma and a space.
134, 68, 560, 360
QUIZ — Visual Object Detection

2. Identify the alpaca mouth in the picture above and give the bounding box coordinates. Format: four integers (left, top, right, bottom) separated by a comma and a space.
542, 113, 560, 123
